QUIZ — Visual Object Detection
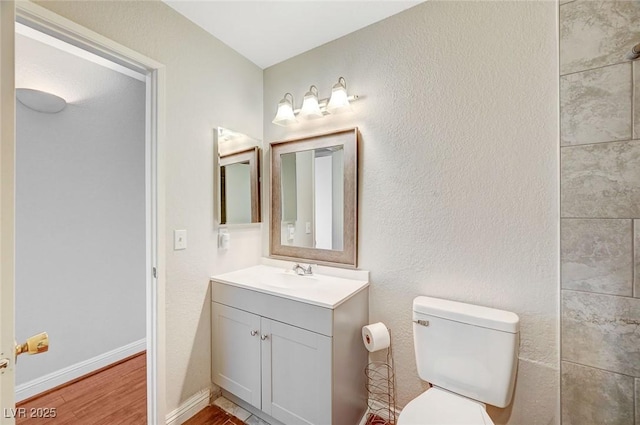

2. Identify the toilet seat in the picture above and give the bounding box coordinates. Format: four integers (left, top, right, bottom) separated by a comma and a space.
397, 387, 494, 425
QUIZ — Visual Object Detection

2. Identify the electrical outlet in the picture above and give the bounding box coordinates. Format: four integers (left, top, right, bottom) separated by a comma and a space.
219, 228, 230, 250
174, 229, 187, 250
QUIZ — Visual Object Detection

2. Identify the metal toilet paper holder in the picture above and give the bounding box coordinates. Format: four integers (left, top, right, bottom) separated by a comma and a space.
364, 328, 397, 425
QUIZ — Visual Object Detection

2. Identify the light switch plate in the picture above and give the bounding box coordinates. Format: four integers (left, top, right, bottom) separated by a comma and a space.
305, 222, 312, 234
174, 229, 187, 250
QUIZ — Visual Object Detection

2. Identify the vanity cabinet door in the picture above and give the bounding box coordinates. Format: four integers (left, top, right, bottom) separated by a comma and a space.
212, 302, 262, 409
261, 318, 332, 425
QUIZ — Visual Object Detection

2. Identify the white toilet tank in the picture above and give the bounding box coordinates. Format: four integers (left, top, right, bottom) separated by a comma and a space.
413, 296, 519, 408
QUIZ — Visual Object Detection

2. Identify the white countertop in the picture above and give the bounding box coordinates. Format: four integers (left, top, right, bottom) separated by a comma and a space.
211, 264, 369, 309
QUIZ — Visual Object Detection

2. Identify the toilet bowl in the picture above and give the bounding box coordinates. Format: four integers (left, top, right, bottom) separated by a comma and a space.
397, 387, 493, 425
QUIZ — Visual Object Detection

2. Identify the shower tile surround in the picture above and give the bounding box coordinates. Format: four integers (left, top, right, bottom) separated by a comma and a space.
560, 219, 632, 296
560, 1, 640, 424
560, 64, 631, 146
561, 362, 635, 425
561, 141, 640, 218
562, 291, 640, 377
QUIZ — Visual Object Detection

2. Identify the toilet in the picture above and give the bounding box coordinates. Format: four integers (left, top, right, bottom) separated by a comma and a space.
397, 296, 520, 425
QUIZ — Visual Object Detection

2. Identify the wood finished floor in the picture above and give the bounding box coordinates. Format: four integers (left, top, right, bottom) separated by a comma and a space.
16, 352, 146, 425
183, 405, 246, 425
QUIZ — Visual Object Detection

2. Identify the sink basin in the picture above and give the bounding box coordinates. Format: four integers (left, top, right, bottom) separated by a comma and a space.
263, 270, 317, 289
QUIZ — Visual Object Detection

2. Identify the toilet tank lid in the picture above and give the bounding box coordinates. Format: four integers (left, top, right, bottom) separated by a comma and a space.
413, 296, 519, 333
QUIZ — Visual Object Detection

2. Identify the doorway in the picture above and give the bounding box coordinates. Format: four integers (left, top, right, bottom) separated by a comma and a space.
15, 18, 147, 408
1, 2, 166, 423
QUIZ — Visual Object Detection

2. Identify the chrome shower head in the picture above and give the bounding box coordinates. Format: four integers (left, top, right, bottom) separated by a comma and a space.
629, 43, 640, 61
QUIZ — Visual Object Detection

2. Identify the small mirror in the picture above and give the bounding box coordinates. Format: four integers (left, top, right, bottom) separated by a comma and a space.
271, 128, 358, 267
215, 128, 261, 225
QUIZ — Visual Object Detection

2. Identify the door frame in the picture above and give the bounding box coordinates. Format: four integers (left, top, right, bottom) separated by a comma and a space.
0, 1, 17, 421
4, 2, 167, 423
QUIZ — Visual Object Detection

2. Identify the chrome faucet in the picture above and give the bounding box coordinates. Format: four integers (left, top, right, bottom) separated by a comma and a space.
292, 263, 315, 276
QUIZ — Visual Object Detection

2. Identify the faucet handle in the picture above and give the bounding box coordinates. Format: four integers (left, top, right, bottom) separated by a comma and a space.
292, 262, 317, 275
292, 263, 305, 275
305, 264, 318, 275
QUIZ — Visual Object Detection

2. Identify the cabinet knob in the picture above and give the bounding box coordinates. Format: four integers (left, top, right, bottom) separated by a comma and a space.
260, 334, 269, 341
250, 330, 258, 336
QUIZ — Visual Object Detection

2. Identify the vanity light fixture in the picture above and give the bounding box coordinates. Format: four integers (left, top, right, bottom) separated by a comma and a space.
300, 85, 323, 120
272, 92, 298, 126
271, 77, 360, 126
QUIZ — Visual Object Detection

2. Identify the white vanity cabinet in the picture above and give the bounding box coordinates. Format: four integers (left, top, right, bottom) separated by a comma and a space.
211, 303, 262, 409
210, 266, 369, 425
212, 302, 332, 424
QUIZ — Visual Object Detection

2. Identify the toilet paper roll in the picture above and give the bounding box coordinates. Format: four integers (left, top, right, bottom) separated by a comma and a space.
362, 322, 391, 352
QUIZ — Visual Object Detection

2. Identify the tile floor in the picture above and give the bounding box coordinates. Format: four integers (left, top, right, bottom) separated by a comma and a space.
211, 396, 386, 425
213, 397, 270, 425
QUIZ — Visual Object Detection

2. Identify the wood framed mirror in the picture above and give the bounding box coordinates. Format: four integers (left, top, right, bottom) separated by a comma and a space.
214, 127, 261, 226
270, 128, 358, 268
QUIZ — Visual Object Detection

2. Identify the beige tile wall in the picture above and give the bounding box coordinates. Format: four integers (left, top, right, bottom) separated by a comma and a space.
560, 1, 640, 424
560, 1, 640, 75
562, 290, 640, 376
560, 219, 632, 296
561, 141, 640, 218
560, 64, 631, 146
561, 362, 635, 425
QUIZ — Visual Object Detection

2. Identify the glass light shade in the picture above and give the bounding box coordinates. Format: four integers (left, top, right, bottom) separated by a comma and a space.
300, 91, 323, 120
326, 84, 351, 114
272, 94, 297, 126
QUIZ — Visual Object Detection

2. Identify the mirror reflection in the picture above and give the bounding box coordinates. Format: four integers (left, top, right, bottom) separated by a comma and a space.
215, 128, 261, 225
280, 146, 344, 250
221, 163, 250, 223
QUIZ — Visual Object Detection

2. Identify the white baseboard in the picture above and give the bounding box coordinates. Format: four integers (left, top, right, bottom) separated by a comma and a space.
16, 338, 146, 402
165, 388, 211, 425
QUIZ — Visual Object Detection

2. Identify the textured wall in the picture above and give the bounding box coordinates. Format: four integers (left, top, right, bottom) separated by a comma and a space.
16, 34, 145, 385
264, 2, 559, 424
559, 1, 640, 424
34, 0, 264, 414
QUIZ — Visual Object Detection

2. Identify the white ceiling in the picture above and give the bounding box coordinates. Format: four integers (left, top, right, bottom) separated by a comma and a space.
16, 24, 144, 104
163, 1, 424, 69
